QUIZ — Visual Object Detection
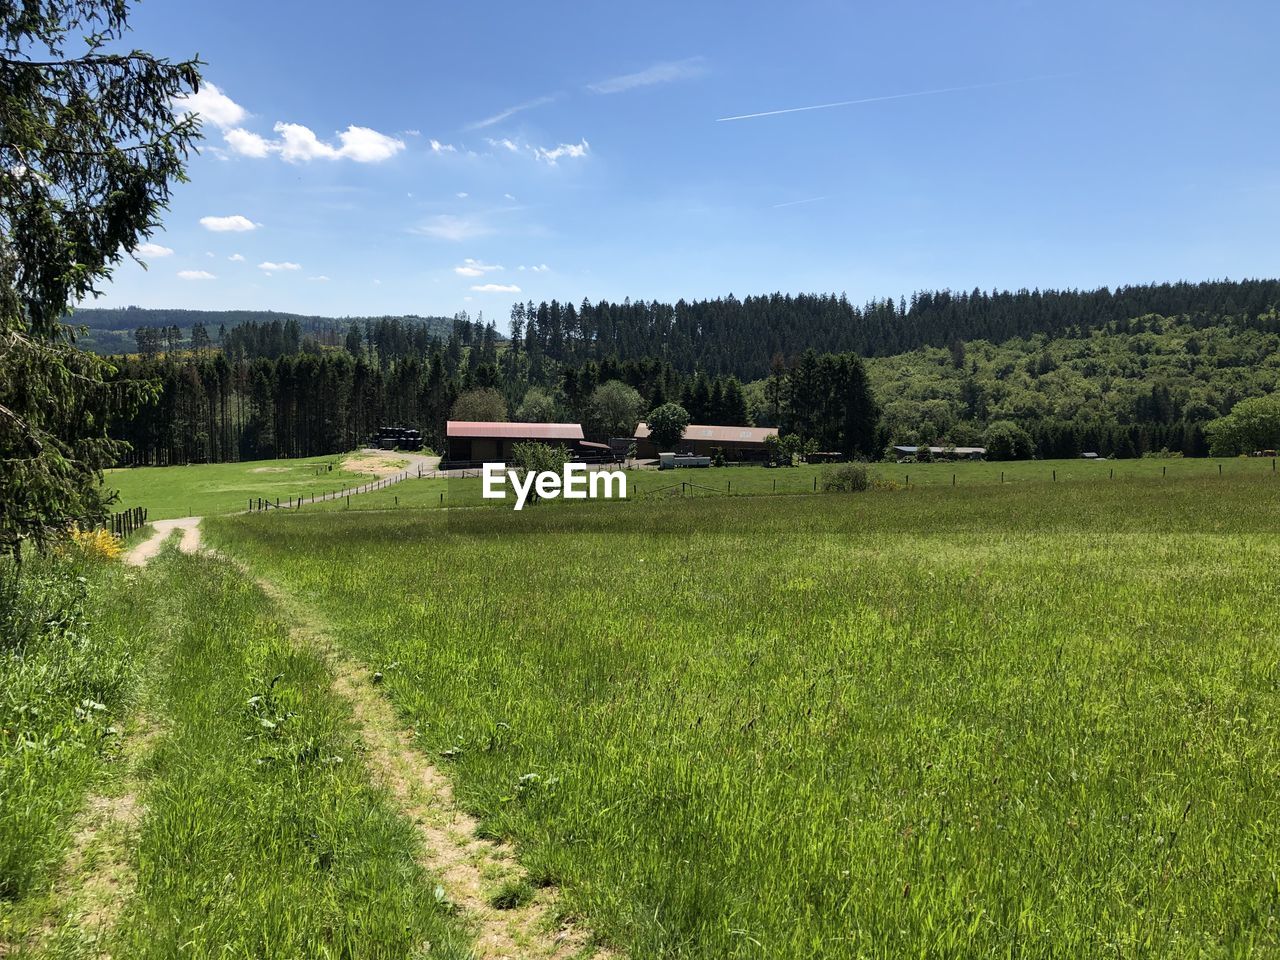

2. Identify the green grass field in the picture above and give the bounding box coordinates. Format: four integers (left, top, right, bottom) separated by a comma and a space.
203, 476, 1280, 958
9, 473, 1279, 956
104, 454, 385, 520
2, 546, 471, 958
103, 452, 1279, 521
297, 455, 1280, 514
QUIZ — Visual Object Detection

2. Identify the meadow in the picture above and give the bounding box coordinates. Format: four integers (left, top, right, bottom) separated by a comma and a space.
205, 476, 1280, 958
101, 449, 1280, 521
298, 454, 1280, 514
1, 546, 470, 958
104, 452, 410, 520
8, 470, 1279, 956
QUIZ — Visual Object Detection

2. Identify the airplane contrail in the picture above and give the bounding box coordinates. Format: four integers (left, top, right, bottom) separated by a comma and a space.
772, 196, 829, 208
716, 73, 1072, 122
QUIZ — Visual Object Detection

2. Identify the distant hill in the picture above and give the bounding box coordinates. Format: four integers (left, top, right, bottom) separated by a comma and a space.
513, 278, 1280, 379
66, 306, 457, 353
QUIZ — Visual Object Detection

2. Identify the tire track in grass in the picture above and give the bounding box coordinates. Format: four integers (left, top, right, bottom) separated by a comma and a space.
1, 709, 156, 959
130, 518, 611, 958
39, 723, 151, 954
253, 574, 615, 960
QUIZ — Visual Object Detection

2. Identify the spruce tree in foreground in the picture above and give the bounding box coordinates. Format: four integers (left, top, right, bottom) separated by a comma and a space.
0, 0, 200, 559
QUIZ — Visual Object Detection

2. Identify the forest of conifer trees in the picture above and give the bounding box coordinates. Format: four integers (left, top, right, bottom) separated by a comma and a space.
103, 279, 1280, 465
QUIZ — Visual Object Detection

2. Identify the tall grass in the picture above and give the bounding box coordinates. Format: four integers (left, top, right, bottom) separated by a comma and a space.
104, 550, 471, 958
212, 477, 1280, 958
0, 554, 142, 907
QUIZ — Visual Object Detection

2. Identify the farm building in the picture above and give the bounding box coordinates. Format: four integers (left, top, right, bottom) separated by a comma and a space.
444, 421, 611, 464
892, 445, 987, 461
632, 422, 779, 461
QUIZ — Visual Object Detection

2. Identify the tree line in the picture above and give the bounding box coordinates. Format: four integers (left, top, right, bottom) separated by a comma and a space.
507, 279, 1280, 379
102, 284, 1280, 466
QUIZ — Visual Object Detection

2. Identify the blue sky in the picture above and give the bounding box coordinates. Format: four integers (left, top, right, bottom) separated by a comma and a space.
96, 0, 1280, 322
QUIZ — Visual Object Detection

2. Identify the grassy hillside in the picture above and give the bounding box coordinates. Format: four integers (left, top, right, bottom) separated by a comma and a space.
105, 453, 406, 519
854, 313, 1280, 457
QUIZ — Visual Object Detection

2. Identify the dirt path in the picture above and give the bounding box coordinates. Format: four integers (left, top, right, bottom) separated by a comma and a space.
264, 450, 440, 511
3, 721, 154, 958
124, 516, 202, 566
123, 527, 612, 959
258, 575, 612, 960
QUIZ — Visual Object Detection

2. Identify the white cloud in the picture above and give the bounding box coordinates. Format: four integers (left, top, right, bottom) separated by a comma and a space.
456, 192, 469, 199
483, 137, 589, 166
224, 128, 272, 158
519, 263, 550, 273
588, 57, 708, 94
412, 215, 490, 241
174, 81, 247, 130
467, 95, 554, 130
308, 275, 331, 282
224, 122, 404, 163
201, 215, 257, 232
471, 283, 521, 293
429, 139, 457, 154
272, 122, 339, 162
504, 193, 517, 201
258, 261, 302, 273
454, 258, 502, 277
336, 125, 406, 162
137, 242, 173, 257
228, 253, 246, 262
178, 269, 216, 280
534, 139, 590, 165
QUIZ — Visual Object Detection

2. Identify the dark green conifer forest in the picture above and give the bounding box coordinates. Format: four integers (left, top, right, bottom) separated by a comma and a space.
101, 279, 1280, 463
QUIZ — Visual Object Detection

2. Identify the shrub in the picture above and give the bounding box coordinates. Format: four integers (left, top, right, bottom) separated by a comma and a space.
821, 462, 871, 492
983, 420, 1035, 460
69, 525, 123, 561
